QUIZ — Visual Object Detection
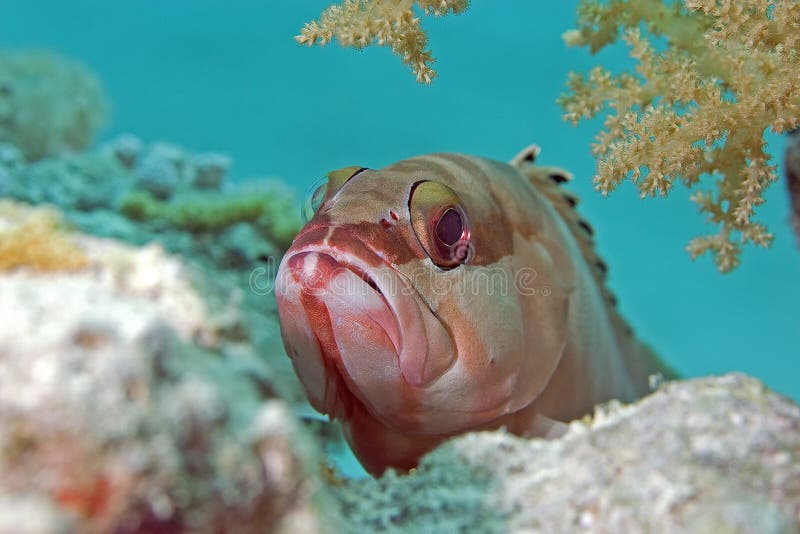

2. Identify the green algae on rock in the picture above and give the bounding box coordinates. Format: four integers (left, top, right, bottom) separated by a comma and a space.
119, 184, 298, 251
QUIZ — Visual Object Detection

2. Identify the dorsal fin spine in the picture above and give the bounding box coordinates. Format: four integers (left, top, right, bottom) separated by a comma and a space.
511, 155, 630, 331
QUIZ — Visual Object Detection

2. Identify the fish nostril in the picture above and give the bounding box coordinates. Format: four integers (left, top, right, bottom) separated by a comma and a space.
380, 218, 392, 229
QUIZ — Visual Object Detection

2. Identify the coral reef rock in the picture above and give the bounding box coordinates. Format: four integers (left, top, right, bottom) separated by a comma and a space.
0, 215, 324, 532
333, 374, 800, 533
0, 135, 303, 403
0, 50, 108, 161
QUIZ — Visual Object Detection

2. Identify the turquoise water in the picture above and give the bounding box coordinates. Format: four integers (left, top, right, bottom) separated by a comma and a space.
2, 0, 797, 406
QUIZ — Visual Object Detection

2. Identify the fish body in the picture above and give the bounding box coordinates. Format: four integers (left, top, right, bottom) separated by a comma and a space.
275, 147, 673, 475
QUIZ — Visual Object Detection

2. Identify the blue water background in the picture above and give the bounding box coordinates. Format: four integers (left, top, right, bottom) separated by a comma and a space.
2, 1, 797, 402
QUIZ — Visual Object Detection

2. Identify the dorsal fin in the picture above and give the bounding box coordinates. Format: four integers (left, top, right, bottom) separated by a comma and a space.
510, 150, 627, 332
510, 147, 678, 383
510, 144, 541, 167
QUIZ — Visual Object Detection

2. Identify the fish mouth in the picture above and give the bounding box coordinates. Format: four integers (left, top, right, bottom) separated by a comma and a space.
275, 225, 458, 429
287, 249, 403, 356
330, 259, 402, 354
275, 245, 405, 420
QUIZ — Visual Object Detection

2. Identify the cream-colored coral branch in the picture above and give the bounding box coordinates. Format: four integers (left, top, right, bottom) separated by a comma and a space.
560, 0, 800, 272
296, 0, 469, 83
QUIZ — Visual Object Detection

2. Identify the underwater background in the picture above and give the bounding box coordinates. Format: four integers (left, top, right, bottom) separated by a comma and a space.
0, 0, 796, 401
1, 2, 799, 529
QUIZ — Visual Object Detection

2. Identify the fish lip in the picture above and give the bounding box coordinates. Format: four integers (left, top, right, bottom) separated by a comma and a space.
281, 231, 407, 357
276, 239, 410, 423
278, 225, 458, 429
322, 252, 403, 357
334, 260, 400, 353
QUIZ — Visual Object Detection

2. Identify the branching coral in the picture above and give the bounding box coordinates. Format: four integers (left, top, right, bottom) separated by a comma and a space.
559, 0, 800, 272
297, 0, 469, 83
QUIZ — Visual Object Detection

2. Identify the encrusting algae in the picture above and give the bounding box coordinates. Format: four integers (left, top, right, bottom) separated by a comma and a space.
0, 201, 87, 272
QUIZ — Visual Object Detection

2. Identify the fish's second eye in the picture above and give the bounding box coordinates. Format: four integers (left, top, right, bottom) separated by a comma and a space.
301, 176, 328, 224
300, 166, 369, 224
409, 181, 472, 269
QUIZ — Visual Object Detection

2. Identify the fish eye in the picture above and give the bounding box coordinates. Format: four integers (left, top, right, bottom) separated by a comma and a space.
300, 166, 369, 224
409, 181, 473, 269
301, 176, 328, 224
435, 208, 463, 247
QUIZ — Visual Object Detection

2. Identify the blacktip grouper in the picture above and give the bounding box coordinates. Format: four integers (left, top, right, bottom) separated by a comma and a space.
274, 145, 675, 476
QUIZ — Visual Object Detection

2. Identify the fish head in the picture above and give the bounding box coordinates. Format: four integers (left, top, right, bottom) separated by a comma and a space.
275, 156, 572, 472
